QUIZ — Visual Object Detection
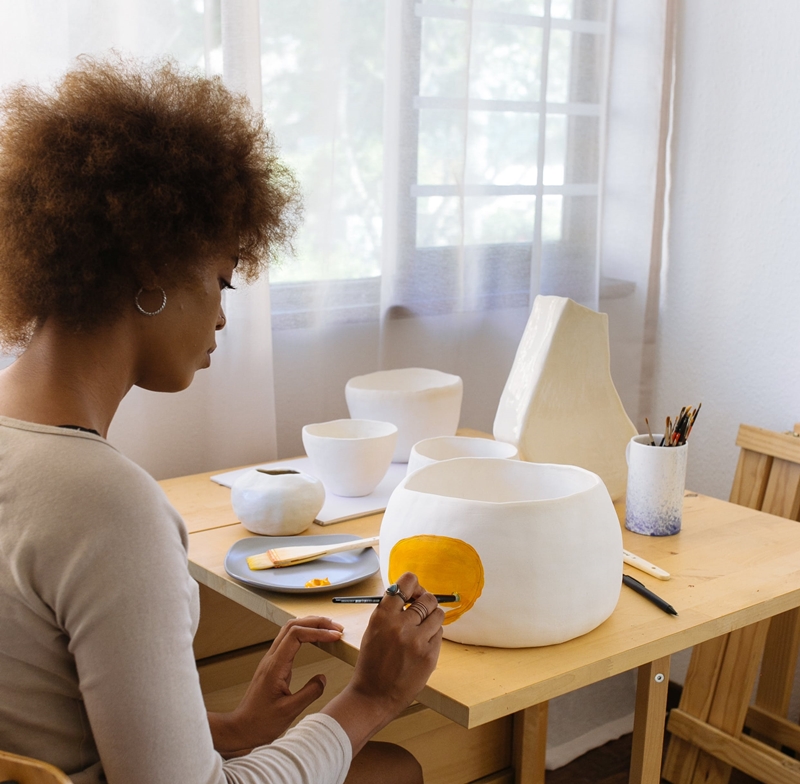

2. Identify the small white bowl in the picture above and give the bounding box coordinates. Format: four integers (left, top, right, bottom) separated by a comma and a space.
345, 368, 463, 462
407, 436, 518, 475
231, 468, 325, 536
302, 419, 398, 497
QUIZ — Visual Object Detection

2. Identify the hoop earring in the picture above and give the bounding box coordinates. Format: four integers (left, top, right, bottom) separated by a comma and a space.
135, 287, 167, 316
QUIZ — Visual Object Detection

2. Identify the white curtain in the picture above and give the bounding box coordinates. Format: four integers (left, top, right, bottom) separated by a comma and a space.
266, 0, 622, 457
0, 0, 280, 478
0, 0, 675, 767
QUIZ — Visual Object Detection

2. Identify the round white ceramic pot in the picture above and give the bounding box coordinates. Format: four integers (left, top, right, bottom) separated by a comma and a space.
302, 419, 397, 497
380, 457, 622, 647
231, 468, 325, 536
407, 436, 518, 475
345, 368, 463, 462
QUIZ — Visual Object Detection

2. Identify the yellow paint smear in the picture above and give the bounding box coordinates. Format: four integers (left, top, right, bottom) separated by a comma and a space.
388, 535, 484, 624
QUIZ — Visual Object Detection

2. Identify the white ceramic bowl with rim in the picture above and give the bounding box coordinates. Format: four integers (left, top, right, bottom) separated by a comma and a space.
380, 457, 622, 647
406, 436, 518, 476
302, 419, 398, 497
345, 368, 463, 462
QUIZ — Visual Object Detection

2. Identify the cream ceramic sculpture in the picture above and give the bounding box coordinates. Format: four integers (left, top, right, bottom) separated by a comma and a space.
380, 457, 622, 647
231, 468, 325, 536
345, 368, 463, 462
493, 296, 637, 500
302, 419, 397, 497
406, 435, 518, 475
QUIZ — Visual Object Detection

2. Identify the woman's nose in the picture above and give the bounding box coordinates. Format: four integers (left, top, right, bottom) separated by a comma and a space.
216, 308, 227, 330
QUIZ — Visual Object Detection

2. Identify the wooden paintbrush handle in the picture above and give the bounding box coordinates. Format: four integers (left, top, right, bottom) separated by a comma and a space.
622, 549, 671, 580
308, 536, 380, 557
273, 536, 380, 566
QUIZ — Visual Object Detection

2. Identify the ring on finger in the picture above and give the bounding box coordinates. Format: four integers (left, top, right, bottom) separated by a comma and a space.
406, 600, 429, 622
385, 583, 411, 604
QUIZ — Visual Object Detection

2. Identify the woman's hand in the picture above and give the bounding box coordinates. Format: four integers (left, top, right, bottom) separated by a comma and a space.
321, 572, 444, 755
208, 616, 343, 758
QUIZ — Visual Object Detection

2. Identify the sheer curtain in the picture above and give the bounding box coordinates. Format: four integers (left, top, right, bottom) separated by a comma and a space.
263, 0, 673, 462
0, 0, 675, 767
0, 0, 673, 475
267, 0, 616, 457
0, 0, 280, 478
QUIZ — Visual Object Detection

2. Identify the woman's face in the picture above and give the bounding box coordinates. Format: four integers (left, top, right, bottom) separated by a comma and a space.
135, 253, 237, 393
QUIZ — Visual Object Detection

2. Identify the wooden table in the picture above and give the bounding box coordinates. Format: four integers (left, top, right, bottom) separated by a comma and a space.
162, 464, 800, 784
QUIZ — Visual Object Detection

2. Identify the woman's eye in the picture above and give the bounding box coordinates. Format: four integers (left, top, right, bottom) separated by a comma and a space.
220, 280, 236, 291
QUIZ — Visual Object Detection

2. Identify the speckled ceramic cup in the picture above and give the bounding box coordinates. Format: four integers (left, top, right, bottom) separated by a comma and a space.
625, 434, 687, 536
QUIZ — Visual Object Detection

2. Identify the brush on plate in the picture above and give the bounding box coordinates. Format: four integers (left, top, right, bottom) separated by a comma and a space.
246, 536, 379, 571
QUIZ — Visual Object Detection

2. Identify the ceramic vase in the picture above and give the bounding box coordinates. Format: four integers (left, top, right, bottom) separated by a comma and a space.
380, 457, 622, 647
302, 419, 397, 497
407, 435, 518, 476
345, 368, 463, 462
231, 468, 325, 536
493, 296, 638, 501
625, 435, 688, 536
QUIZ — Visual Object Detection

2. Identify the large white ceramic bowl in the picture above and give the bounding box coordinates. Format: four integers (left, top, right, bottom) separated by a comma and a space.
407, 436, 518, 476
345, 368, 463, 462
302, 419, 397, 497
380, 457, 622, 647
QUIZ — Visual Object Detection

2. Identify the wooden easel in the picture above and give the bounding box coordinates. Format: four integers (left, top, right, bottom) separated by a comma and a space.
663, 423, 800, 784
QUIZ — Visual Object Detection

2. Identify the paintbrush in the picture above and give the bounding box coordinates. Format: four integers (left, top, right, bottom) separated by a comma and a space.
246, 536, 380, 571
332, 594, 461, 604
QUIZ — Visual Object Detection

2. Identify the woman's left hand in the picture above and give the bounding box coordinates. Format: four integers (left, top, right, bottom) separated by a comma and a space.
208, 615, 344, 757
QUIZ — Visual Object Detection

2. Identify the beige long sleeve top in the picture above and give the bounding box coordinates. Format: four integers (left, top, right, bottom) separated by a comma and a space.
0, 417, 352, 784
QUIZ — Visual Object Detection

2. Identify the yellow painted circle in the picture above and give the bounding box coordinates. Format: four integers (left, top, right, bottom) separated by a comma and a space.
388, 535, 484, 624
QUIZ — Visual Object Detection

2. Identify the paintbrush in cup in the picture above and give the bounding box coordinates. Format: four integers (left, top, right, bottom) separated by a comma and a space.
246, 535, 379, 571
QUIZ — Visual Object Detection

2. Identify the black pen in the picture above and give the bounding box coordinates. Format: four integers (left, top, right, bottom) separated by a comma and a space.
332, 594, 459, 604
622, 575, 678, 616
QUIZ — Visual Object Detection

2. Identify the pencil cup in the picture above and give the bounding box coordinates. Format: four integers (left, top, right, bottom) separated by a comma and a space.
625, 434, 688, 536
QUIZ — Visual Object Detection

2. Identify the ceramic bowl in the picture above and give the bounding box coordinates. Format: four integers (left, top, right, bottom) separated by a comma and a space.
406, 436, 518, 475
345, 368, 463, 462
380, 457, 622, 647
302, 419, 398, 497
231, 468, 325, 536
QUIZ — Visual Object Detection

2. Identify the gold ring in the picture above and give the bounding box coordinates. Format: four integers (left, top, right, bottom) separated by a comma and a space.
407, 601, 429, 622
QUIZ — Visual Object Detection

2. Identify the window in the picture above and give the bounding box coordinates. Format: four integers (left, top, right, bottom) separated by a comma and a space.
257, 0, 611, 325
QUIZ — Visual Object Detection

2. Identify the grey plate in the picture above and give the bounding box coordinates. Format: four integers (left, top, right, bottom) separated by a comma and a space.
224, 534, 380, 593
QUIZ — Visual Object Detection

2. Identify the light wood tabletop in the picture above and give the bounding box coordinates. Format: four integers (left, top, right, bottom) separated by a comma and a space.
164, 463, 800, 784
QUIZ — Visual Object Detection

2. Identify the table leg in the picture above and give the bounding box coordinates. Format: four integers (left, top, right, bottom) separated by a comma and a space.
513, 701, 548, 784
630, 656, 671, 784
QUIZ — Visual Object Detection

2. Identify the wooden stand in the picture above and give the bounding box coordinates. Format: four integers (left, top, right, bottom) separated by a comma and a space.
663, 423, 800, 784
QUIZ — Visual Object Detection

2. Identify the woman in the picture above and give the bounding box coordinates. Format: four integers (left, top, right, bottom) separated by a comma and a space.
0, 56, 444, 783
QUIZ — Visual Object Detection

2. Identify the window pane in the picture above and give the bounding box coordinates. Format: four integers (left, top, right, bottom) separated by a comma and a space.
259, 0, 385, 282
420, 16, 470, 98
416, 196, 537, 247
552, 0, 608, 22
471, 21, 542, 101
418, 110, 539, 186
417, 197, 461, 248
466, 111, 539, 185
466, 196, 536, 244
417, 110, 465, 186
547, 28, 606, 104
545, 114, 600, 185
542, 194, 563, 242
474, 0, 545, 13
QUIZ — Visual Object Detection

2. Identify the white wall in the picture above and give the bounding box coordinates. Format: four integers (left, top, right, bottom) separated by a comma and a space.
652, 0, 800, 501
